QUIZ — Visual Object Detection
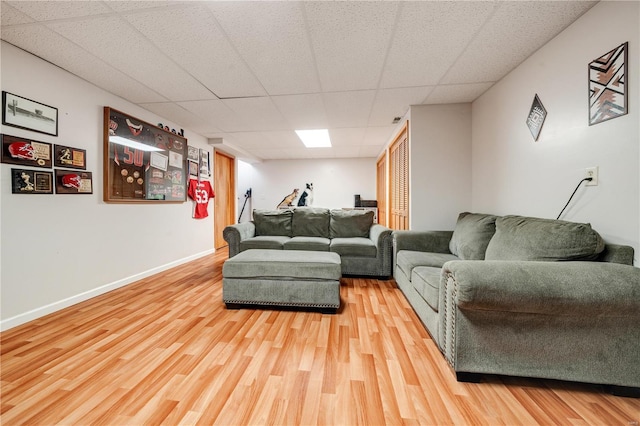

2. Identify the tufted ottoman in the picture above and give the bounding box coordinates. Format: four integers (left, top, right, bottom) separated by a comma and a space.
222, 249, 342, 313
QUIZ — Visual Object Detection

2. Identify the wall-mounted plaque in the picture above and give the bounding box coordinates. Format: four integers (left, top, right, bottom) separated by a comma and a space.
54, 144, 86, 169
55, 169, 93, 194
11, 168, 53, 194
1, 133, 52, 168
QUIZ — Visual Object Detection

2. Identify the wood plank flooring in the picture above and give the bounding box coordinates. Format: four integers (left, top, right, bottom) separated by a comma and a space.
1, 248, 639, 425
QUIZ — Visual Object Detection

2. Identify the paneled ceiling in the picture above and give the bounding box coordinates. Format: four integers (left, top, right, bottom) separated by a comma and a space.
0, 1, 596, 161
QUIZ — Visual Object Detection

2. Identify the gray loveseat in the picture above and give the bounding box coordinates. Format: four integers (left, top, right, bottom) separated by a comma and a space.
393, 213, 639, 394
224, 208, 393, 278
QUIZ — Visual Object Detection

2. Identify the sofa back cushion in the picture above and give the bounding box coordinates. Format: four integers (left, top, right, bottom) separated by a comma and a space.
329, 209, 374, 238
253, 209, 293, 237
449, 212, 497, 260
485, 215, 605, 261
292, 208, 330, 238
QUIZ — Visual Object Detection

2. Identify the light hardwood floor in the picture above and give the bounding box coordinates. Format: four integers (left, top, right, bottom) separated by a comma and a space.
2, 248, 638, 425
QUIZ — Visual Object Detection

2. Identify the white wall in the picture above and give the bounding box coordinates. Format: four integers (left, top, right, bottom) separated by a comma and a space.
240, 158, 375, 214
472, 1, 639, 264
409, 104, 472, 230
237, 159, 254, 223
1, 42, 215, 329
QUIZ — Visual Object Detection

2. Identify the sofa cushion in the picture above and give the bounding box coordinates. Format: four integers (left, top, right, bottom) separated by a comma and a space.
396, 250, 459, 280
449, 212, 497, 260
253, 209, 293, 237
330, 237, 377, 257
292, 208, 330, 238
240, 236, 290, 251
284, 236, 330, 251
330, 209, 373, 238
485, 215, 605, 261
412, 266, 441, 312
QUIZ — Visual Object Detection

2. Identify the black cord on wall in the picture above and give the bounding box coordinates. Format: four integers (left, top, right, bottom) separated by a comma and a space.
556, 177, 592, 220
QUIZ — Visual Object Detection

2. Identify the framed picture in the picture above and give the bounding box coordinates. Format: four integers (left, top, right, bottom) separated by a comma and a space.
187, 145, 199, 162
199, 149, 210, 178
55, 169, 93, 194
525, 94, 547, 141
2, 92, 58, 136
103, 107, 188, 203
11, 168, 53, 194
589, 42, 628, 126
188, 160, 199, 178
54, 144, 86, 169
1, 133, 52, 168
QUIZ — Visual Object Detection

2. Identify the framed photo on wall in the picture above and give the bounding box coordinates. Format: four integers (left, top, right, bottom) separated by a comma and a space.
2, 91, 58, 136
103, 107, 188, 203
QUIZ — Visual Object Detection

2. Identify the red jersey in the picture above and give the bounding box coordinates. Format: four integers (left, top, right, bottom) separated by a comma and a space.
188, 179, 214, 218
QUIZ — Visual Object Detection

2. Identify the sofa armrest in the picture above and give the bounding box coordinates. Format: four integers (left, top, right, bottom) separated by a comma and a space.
441, 260, 640, 316
598, 243, 635, 265
369, 224, 393, 277
223, 222, 256, 257
393, 230, 453, 254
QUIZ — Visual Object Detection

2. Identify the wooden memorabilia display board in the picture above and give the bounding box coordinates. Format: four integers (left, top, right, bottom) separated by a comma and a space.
103, 107, 188, 203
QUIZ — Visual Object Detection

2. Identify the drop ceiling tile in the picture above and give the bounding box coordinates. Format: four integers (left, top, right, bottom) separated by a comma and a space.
368, 87, 434, 126
105, 1, 184, 13
363, 126, 397, 147
329, 128, 365, 147
323, 91, 376, 128
264, 130, 307, 149
47, 16, 213, 101
423, 82, 494, 104
178, 99, 248, 133
6, 1, 110, 21
221, 132, 271, 150
331, 146, 361, 158
359, 145, 384, 158
222, 97, 289, 132
208, 1, 320, 96
380, 1, 495, 88
123, 5, 265, 99
441, 1, 597, 84
305, 1, 399, 92
138, 102, 220, 133
1, 24, 166, 103
1, 2, 34, 26
271, 94, 328, 129
251, 148, 294, 160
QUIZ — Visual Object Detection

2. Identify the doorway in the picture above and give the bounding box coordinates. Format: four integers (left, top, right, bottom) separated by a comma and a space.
214, 150, 235, 250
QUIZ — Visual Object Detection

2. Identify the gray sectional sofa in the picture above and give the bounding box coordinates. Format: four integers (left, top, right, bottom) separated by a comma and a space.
393, 213, 639, 394
223, 208, 393, 278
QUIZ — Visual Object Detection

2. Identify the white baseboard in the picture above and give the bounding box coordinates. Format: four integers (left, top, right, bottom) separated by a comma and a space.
0, 249, 215, 332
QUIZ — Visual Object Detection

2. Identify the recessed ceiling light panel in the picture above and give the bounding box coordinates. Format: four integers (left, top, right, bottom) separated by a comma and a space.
295, 129, 331, 148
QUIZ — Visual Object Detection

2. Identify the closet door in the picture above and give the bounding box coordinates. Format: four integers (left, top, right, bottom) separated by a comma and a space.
376, 153, 387, 226
214, 150, 235, 249
388, 123, 408, 230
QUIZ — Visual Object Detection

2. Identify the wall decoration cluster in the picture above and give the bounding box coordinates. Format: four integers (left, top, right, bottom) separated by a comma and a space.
525, 41, 629, 140
104, 107, 187, 203
2, 91, 93, 195
2, 132, 92, 195
589, 42, 628, 126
